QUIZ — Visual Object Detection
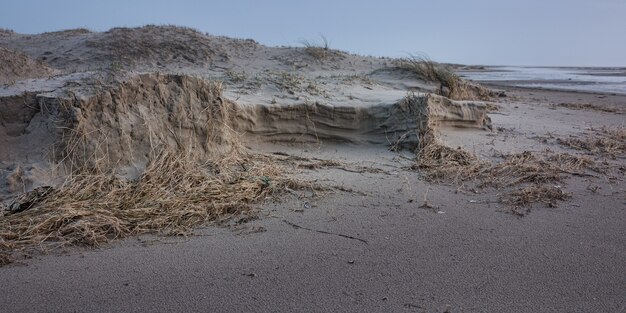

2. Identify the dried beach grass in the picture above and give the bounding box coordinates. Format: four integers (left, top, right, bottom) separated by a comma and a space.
412, 141, 487, 183
557, 127, 626, 158
0, 73, 306, 264
300, 35, 344, 61
504, 185, 570, 216
0, 149, 293, 264
393, 55, 492, 100
412, 141, 585, 214
486, 152, 563, 187
548, 153, 596, 172
552, 102, 623, 114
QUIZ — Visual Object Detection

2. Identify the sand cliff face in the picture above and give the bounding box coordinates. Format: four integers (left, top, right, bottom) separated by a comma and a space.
1, 72, 490, 198
55, 74, 233, 171
0, 26, 493, 200
235, 94, 490, 145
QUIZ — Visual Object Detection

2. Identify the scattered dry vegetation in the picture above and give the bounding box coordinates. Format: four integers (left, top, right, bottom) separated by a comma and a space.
266, 71, 327, 97
0, 47, 54, 84
413, 142, 487, 183
504, 185, 570, 216
557, 127, 626, 158
224, 69, 248, 83
0, 28, 14, 36
393, 55, 492, 100
42, 28, 92, 36
85, 25, 219, 67
551, 102, 623, 114
0, 74, 317, 265
411, 140, 594, 215
300, 35, 345, 61
548, 153, 598, 172
340, 74, 375, 86
0, 148, 310, 265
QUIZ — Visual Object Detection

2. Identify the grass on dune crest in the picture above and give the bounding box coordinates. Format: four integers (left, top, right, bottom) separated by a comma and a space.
393, 55, 492, 101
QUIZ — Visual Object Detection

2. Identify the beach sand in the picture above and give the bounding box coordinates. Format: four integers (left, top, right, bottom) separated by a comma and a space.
0, 26, 624, 312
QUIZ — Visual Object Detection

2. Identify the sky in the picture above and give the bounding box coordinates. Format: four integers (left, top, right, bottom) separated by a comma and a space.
1, 0, 625, 66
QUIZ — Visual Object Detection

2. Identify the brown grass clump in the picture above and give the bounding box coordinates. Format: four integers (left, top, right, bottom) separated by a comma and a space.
266, 71, 327, 97
0, 73, 303, 264
393, 55, 492, 101
552, 102, 623, 114
0, 47, 54, 84
504, 185, 570, 216
413, 145, 564, 187
0, 149, 293, 263
300, 35, 345, 61
85, 25, 218, 67
412, 140, 579, 214
412, 141, 487, 183
548, 153, 596, 172
486, 152, 563, 187
557, 127, 626, 158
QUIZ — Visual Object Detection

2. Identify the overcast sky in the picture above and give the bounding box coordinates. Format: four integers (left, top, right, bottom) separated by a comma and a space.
1, 0, 624, 66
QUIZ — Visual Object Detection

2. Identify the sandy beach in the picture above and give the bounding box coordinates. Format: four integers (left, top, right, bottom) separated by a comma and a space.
0, 26, 624, 312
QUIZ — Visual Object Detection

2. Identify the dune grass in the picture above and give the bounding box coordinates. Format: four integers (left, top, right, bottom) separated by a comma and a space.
0, 74, 310, 265
557, 127, 626, 158
394, 55, 492, 100
300, 35, 344, 61
411, 139, 585, 215
505, 185, 570, 216
0, 147, 307, 264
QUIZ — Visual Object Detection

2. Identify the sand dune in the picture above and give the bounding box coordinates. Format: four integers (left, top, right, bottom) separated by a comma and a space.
0, 25, 625, 313
0, 47, 54, 84
0, 26, 493, 201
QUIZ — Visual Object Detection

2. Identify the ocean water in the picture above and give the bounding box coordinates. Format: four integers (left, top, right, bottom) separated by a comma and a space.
459, 66, 626, 95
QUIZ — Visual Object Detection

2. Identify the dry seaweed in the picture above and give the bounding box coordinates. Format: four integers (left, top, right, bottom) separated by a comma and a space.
412, 140, 584, 214
504, 185, 570, 216
557, 127, 626, 158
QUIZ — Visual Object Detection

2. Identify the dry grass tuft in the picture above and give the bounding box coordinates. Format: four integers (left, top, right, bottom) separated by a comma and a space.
266, 71, 327, 97
557, 127, 626, 158
393, 55, 492, 100
0, 28, 15, 35
548, 153, 596, 172
0, 47, 55, 84
413, 145, 564, 187
412, 140, 583, 214
85, 25, 217, 68
505, 185, 570, 216
412, 141, 487, 183
0, 149, 296, 262
552, 102, 623, 114
224, 69, 248, 83
487, 152, 563, 187
300, 35, 344, 61
0, 74, 311, 264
